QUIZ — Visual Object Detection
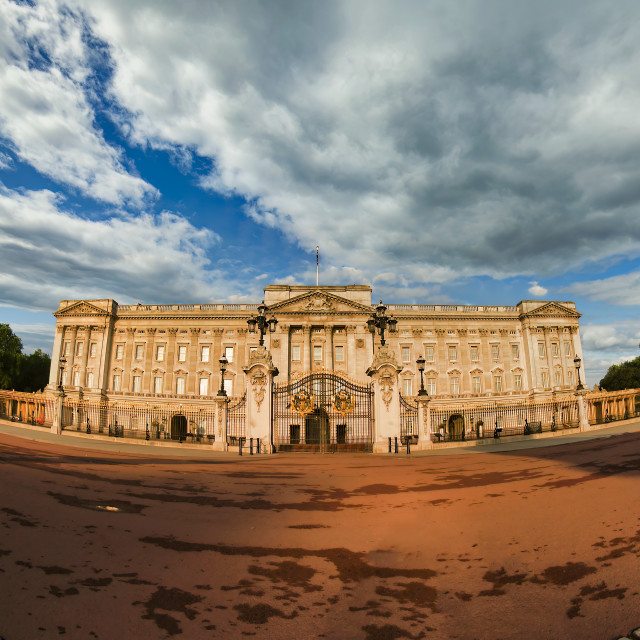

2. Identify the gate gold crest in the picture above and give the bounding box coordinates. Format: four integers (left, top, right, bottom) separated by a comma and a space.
291, 390, 314, 416
332, 389, 354, 417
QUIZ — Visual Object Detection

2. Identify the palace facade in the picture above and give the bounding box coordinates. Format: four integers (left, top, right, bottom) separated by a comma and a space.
47, 284, 585, 405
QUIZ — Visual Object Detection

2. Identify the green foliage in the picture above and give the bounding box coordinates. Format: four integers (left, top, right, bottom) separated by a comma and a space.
0, 324, 51, 392
599, 356, 640, 391
0, 323, 23, 389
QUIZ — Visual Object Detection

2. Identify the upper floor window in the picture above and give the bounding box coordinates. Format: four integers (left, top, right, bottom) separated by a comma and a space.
401, 346, 411, 363
514, 374, 522, 391
291, 345, 301, 362
76, 342, 83, 357
178, 345, 187, 362
541, 371, 549, 387
87, 372, 94, 388
64, 341, 70, 356
156, 345, 165, 361
511, 344, 519, 360
564, 342, 572, 356
494, 375, 503, 392
470, 345, 479, 361
132, 375, 141, 393
448, 345, 457, 361
199, 378, 209, 396
491, 344, 500, 360
135, 344, 144, 360
551, 343, 559, 357
472, 375, 481, 394
427, 378, 437, 395
402, 378, 413, 396
538, 342, 545, 358
450, 376, 460, 395
154, 376, 163, 394
115, 344, 124, 360
113, 373, 121, 391
425, 345, 435, 362
89, 343, 97, 358
201, 345, 210, 362
313, 344, 322, 361
335, 345, 344, 362
225, 346, 234, 363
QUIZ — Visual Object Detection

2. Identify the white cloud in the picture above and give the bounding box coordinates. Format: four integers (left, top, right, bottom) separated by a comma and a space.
568, 272, 640, 305
528, 281, 548, 297
0, 0, 155, 205
62, 0, 640, 286
0, 185, 246, 311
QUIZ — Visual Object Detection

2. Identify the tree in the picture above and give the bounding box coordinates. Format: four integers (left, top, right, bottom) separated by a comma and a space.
17, 349, 51, 392
599, 356, 640, 391
0, 323, 22, 389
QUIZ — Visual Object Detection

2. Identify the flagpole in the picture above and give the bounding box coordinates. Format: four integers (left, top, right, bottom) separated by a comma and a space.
316, 245, 319, 287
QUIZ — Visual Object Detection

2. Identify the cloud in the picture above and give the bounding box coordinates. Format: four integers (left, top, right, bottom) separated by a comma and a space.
0, 0, 155, 205
0, 185, 246, 311
528, 281, 548, 297
568, 272, 640, 305
59, 0, 640, 287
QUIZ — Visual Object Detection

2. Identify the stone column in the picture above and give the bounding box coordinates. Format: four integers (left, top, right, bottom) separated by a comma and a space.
187, 328, 200, 394
367, 345, 402, 453
243, 346, 278, 454
165, 328, 178, 393
80, 326, 92, 387
347, 325, 357, 375
122, 328, 136, 392
212, 394, 228, 452
51, 390, 64, 435
543, 327, 554, 389
48, 326, 66, 388
143, 328, 156, 392
303, 326, 311, 373
416, 395, 432, 450
577, 389, 589, 431
67, 325, 79, 374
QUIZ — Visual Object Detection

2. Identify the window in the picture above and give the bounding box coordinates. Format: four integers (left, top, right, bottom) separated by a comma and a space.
115, 344, 124, 359
494, 375, 503, 392
132, 375, 141, 392
176, 376, 186, 395
514, 374, 522, 391
335, 345, 344, 362
156, 345, 165, 361
402, 378, 413, 396
401, 329, 411, 337
470, 345, 479, 361
402, 346, 411, 363
199, 378, 208, 396
511, 344, 519, 360
448, 345, 457, 361
291, 345, 301, 361
62, 370, 68, 385
201, 346, 210, 362
87, 372, 94, 388
73, 371, 80, 386
225, 346, 234, 363
250, 346, 257, 356
541, 371, 549, 387
154, 376, 163, 394
491, 344, 500, 360
552, 343, 559, 357
554, 369, 562, 386
135, 344, 144, 360
425, 345, 435, 362
472, 376, 481, 394
568, 370, 574, 385
113, 374, 121, 391
76, 342, 83, 357
64, 341, 70, 356
538, 342, 545, 358
427, 378, 437, 395
89, 343, 97, 358
223, 378, 233, 395
178, 345, 187, 362
313, 345, 322, 361
450, 377, 460, 395
564, 342, 572, 356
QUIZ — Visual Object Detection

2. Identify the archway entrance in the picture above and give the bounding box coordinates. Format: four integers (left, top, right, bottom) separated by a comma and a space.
594, 401, 603, 424
170, 414, 187, 440
447, 413, 464, 439
305, 408, 330, 446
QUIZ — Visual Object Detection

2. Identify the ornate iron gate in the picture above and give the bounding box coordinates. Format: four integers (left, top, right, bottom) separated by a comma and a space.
272, 373, 373, 452
227, 393, 247, 445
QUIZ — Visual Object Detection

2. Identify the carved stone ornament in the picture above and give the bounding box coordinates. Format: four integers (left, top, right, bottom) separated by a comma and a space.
251, 371, 267, 413
217, 405, 224, 438
356, 339, 365, 348
380, 373, 394, 411
272, 339, 280, 348
303, 294, 334, 311
369, 345, 400, 372
247, 345, 275, 370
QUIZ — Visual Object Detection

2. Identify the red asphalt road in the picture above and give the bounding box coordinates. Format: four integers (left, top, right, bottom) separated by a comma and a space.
0, 429, 639, 640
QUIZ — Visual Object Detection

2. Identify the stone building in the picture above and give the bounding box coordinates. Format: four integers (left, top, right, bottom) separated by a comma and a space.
47, 284, 584, 404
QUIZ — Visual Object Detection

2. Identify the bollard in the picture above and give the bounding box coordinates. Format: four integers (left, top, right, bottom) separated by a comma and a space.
257, 438, 261, 454
146, 422, 150, 441
86, 418, 91, 435
388, 437, 392, 453
250, 437, 254, 455
239, 437, 242, 456
394, 437, 398, 454
406, 438, 410, 455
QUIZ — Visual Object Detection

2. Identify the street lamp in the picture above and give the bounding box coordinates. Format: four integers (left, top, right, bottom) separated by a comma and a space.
58, 356, 67, 394
416, 355, 429, 396
247, 301, 278, 346
218, 356, 228, 396
574, 355, 584, 391
367, 301, 398, 346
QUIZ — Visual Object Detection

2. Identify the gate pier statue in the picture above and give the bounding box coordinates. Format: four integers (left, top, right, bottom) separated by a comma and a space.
243, 345, 278, 453
367, 345, 403, 453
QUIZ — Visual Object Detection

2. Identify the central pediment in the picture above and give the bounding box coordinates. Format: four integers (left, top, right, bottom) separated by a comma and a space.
268, 289, 372, 314
524, 302, 580, 318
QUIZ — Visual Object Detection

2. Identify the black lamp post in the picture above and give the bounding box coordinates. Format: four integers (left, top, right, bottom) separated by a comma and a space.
218, 356, 228, 396
247, 301, 278, 346
367, 301, 397, 346
58, 356, 67, 393
416, 355, 429, 396
574, 355, 584, 391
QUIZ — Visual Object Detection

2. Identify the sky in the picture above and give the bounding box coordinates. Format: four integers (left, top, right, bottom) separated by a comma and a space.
2, 0, 640, 386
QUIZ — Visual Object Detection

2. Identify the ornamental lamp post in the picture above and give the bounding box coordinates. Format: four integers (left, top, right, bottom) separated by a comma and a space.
58, 356, 67, 395
218, 356, 228, 397
574, 355, 584, 391
367, 301, 397, 346
416, 355, 429, 396
247, 301, 278, 346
